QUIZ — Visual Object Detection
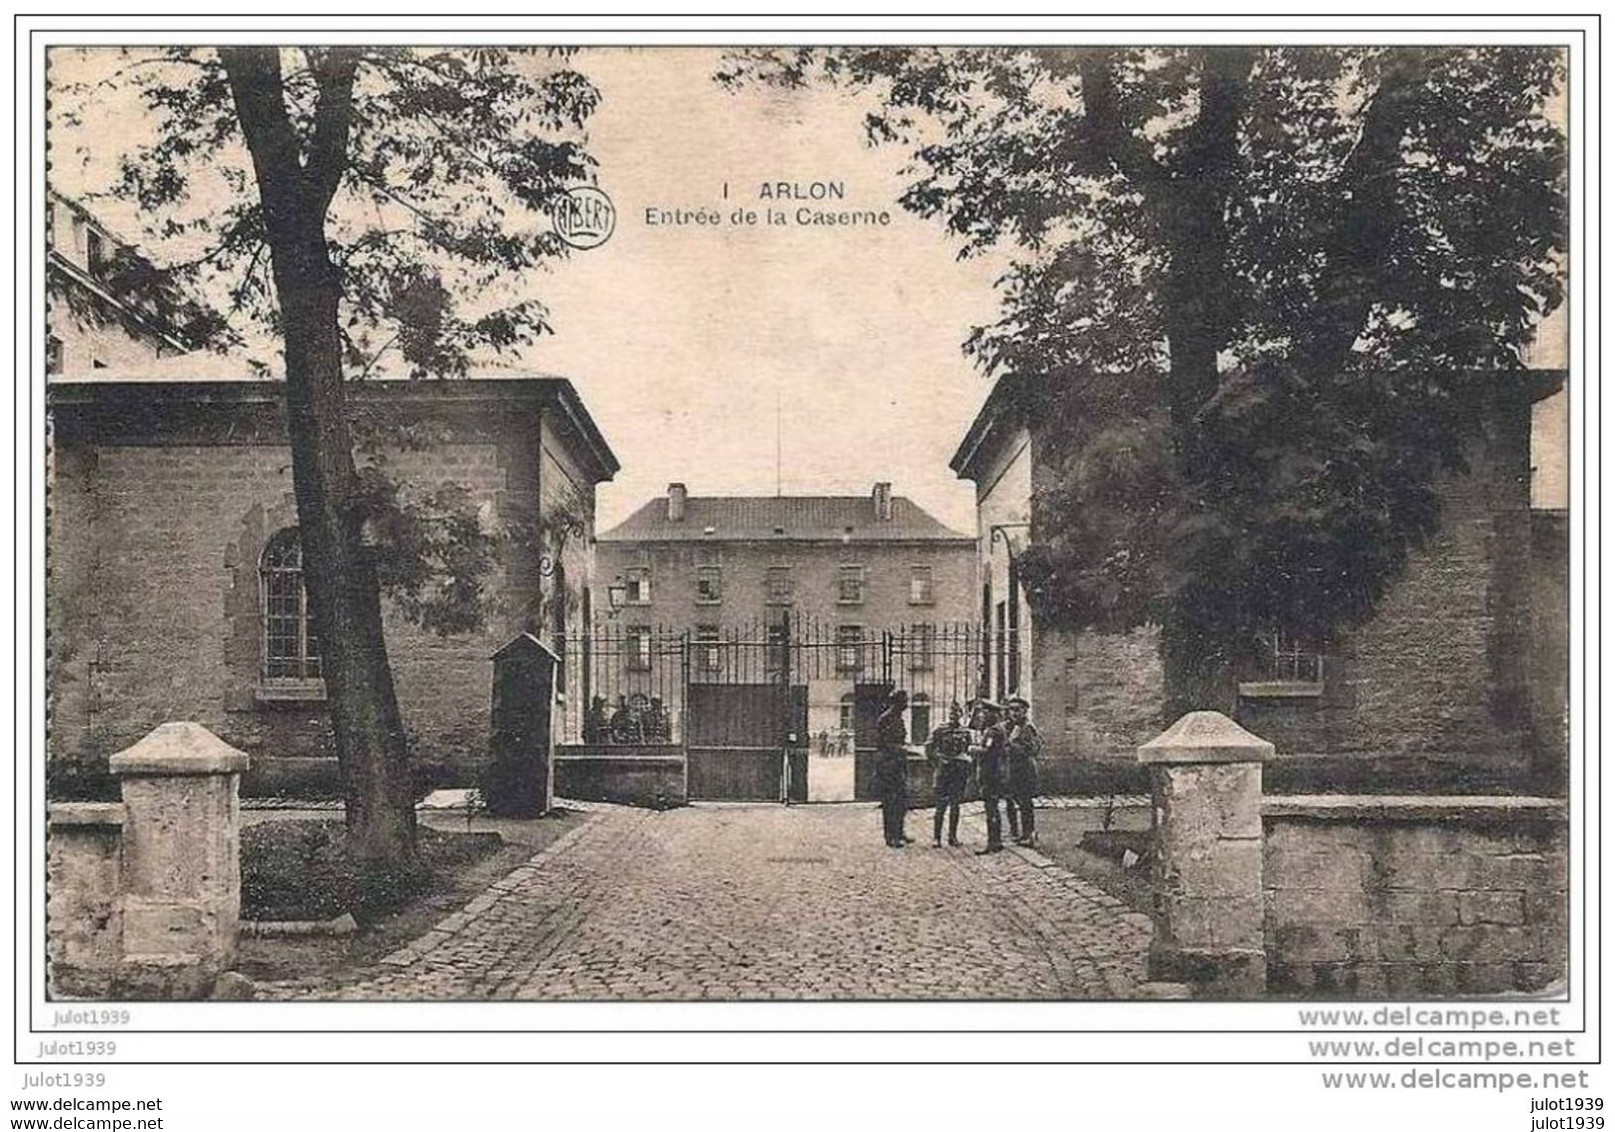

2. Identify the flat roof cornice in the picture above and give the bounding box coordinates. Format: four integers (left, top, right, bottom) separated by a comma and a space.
48, 376, 621, 484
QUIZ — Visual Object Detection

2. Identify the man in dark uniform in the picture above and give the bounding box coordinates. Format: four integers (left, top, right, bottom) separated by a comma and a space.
583, 695, 608, 744
971, 700, 1009, 854
925, 700, 972, 847
1005, 696, 1043, 847
875, 689, 912, 848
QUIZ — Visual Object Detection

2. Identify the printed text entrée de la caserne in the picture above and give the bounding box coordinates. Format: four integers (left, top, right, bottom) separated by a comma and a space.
645, 181, 892, 228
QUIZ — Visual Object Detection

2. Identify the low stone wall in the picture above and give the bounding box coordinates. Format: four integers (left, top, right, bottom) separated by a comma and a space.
555, 745, 685, 808
1039, 755, 1149, 798
242, 756, 342, 798
1263, 795, 1567, 997
47, 722, 247, 1000
46, 803, 126, 997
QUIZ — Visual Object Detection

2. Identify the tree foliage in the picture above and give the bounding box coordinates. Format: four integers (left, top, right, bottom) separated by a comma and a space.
55, 46, 602, 868
721, 47, 1565, 695
57, 46, 599, 636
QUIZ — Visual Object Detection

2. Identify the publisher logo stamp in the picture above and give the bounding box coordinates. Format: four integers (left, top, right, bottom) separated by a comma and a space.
554, 186, 616, 250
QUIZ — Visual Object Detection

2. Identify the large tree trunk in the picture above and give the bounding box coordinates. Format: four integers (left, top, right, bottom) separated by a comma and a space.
276, 228, 420, 874
1158, 48, 1253, 459
1155, 49, 1256, 715
1160, 610, 1239, 721
220, 47, 420, 876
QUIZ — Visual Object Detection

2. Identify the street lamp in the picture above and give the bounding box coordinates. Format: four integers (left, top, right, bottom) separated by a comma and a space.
606, 577, 627, 618
989, 522, 1031, 560
988, 523, 1032, 701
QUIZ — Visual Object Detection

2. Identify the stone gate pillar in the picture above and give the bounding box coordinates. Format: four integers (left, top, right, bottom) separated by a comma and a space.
109, 722, 248, 999
1138, 711, 1271, 997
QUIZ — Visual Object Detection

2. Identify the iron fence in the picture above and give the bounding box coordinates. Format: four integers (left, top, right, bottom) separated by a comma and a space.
558, 615, 998, 747
561, 622, 686, 745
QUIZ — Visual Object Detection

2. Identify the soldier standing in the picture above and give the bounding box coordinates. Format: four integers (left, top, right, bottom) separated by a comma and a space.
925, 700, 972, 847
875, 689, 912, 848
972, 700, 1009, 854
1005, 696, 1042, 847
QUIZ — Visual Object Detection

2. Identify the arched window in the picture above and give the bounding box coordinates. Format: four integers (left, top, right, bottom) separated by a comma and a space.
261, 528, 321, 681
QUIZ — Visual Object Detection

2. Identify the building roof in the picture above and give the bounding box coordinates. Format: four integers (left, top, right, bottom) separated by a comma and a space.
950, 364, 1569, 485
47, 190, 221, 354
48, 376, 621, 485
599, 494, 972, 544
949, 375, 1025, 485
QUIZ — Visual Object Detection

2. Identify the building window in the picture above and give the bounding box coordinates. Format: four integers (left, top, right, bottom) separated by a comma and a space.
766, 620, 789, 674
696, 624, 722, 673
765, 566, 793, 606
46, 335, 63, 376
839, 693, 855, 733
696, 565, 722, 604
85, 228, 107, 277
1258, 629, 1325, 685
909, 565, 934, 605
837, 564, 865, 604
909, 623, 936, 671
623, 566, 652, 605
261, 528, 321, 681
910, 693, 932, 741
836, 625, 865, 673
625, 624, 652, 672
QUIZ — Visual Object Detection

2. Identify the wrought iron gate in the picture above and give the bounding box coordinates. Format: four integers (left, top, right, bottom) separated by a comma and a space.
560, 617, 986, 802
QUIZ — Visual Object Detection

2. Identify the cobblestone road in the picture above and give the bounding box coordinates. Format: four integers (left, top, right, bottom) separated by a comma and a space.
267, 802, 1154, 1001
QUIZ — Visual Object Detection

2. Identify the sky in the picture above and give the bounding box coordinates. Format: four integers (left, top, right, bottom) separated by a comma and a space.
515, 49, 1008, 533
49, 46, 1007, 535
48, 46, 1568, 524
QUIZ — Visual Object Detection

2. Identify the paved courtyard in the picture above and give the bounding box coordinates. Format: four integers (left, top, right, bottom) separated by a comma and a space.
265, 802, 1154, 1001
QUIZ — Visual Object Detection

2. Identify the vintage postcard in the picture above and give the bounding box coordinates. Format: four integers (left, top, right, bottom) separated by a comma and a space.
38, 31, 1575, 1027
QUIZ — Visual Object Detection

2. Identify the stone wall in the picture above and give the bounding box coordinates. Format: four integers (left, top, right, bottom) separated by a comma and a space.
47, 723, 247, 1000
1263, 796, 1567, 997
1529, 510, 1569, 786
555, 745, 685, 808
45, 803, 125, 996
1034, 623, 1163, 788
46, 390, 597, 795
1237, 415, 1536, 773
49, 439, 518, 791
45, 435, 100, 792
1007, 396, 1543, 783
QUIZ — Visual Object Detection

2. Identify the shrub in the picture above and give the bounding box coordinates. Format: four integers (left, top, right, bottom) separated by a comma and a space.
240, 819, 500, 924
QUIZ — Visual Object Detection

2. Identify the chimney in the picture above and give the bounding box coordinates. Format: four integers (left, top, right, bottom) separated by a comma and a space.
667, 483, 688, 522
872, 481, 893, 522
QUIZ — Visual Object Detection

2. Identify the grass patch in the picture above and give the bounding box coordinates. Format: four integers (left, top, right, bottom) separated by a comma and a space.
234, 809, 580, 990
240, 820, 502, 924
1033, 805, 1155, 916
1079, 828, 1153, 868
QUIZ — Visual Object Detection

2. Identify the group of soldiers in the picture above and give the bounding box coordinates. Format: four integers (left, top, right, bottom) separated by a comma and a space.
873, 690, 1042, 852
581, 694, 673, 746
